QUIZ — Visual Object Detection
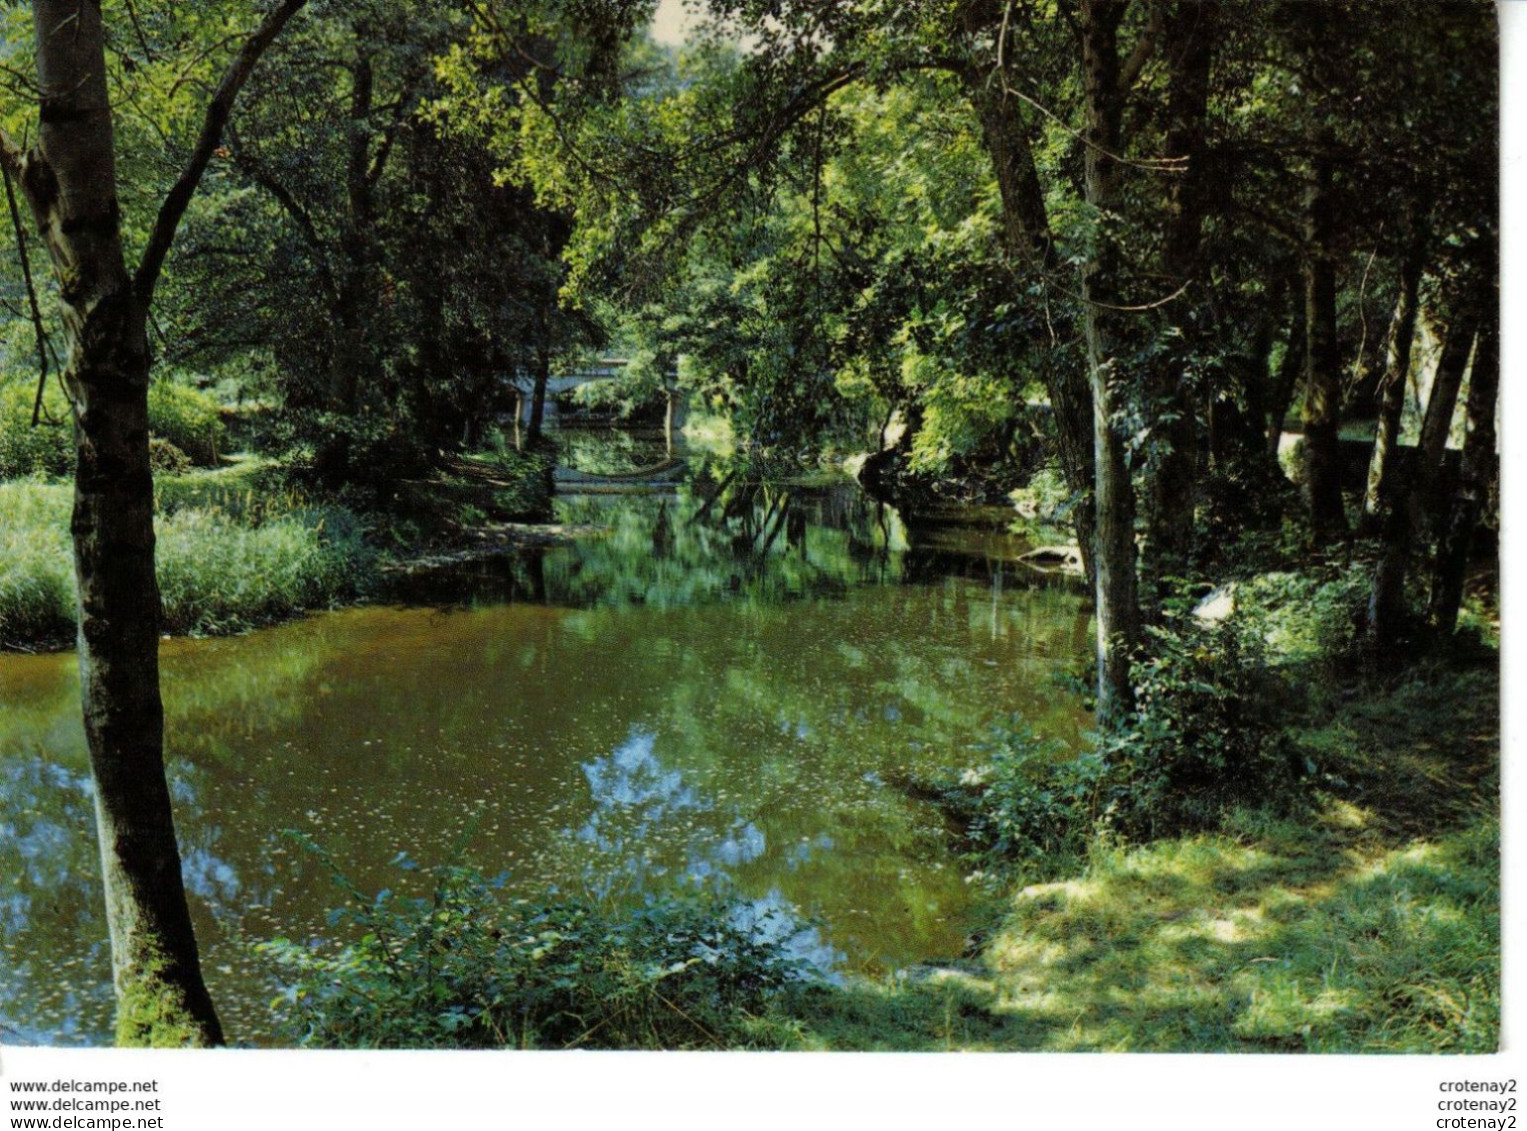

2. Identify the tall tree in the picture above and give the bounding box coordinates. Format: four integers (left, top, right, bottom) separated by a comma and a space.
0, 0, 305, 1046
1141, 0, 1218, 603
1078, 0, 1155, 722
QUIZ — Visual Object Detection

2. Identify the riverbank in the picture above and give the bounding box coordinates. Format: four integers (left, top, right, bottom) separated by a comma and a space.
0, 452, 586, 653
759, 642, 1499, 1053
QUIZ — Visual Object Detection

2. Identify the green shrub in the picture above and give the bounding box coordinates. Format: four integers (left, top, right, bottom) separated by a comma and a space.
950, 621, 1298, 870
1101, 620, 1296, 836
0, 378, 225, 478
0, 382, 73, 479
258, 851, 810, 1050
148, 437, 191, 474
1231, 565, 1372, 665
0, 478, 373, 645
938, 723, 1108, 871
147, 381, 223, 466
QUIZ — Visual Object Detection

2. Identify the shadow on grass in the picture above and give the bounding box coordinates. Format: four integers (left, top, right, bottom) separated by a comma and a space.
773, 657, 1499, 1053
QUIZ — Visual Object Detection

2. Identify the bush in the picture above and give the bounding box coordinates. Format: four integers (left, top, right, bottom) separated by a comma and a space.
300, 411, 433, 494
948, 620, 1298, 870
258, 851, 811, 1050
156, 502, 373, 635
1230, 565, 1372, 665
147, 381, 223, 466
0, 478, 373, 646
0, 382, 73, 479
148, 437, 192, 475
0, 378, 226, 478
938, 723, 1108, 871
1102, 621, 1297, 836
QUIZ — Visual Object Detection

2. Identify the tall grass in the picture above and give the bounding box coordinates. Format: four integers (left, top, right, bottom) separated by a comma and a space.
0, 480, 75, 645
0, 478, 373, 647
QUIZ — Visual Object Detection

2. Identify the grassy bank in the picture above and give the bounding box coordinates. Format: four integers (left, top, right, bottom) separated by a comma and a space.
0, 468, 374, 649
765, 625, 1500, 1053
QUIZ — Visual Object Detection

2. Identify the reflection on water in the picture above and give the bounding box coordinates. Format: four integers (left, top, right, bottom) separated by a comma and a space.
0, 436, 1090, 1045
576, 728, 842, 976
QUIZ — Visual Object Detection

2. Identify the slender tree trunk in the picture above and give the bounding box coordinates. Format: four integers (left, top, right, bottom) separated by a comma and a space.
528, 344, 550, 444
1415, 317, 1476, 532
1429, 315, 1497, 632
1142, 0, 1217, 609
1360, 226, 1426, 533
968, 80, 1096, 586
1301, 139, 1347, 538
331, 52, 378, 414
16, 0, 222, 1047
1211, 273, 1279, 472
1267, 289, 1305, 458
4, 0, 302, 1046
1365, 291, 1480, 650
1080, 0, 1142, 724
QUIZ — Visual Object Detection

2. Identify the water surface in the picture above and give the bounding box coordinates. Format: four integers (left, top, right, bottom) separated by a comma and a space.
0, 443, 1090, 1044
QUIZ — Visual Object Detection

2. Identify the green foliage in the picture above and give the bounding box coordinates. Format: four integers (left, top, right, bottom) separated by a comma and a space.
0, 480, 76, 646
281, 411, 434, 499
0, 477, 373, 646
147, 381, 223, 466
0, 379, 222, 479
156, 502, 373, 636
1230, 565, 1373, 666
148, 437, 192, 475
949, 615, 1295, 871
938, 723, 1107, 872
1102, 620, 1296, 836
0, 383, 72, 479
259, 848, 810, 1050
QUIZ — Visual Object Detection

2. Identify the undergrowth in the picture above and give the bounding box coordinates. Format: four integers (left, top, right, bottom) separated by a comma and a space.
258, 841, 812, 1050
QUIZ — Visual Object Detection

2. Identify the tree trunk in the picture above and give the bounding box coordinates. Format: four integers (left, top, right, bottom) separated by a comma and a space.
1142, 0, 1217, 609
1266, 288, 1305, 457
331, 52, 378, 414
17, 0, 222, 1047
1211, 273, 1280, 473
528, 345, 550, 445
1080, 0, 1142, 724
1365, 296, 1479, 651
968, 79, 1096, 586
1428, 315, 1497, 632
1301, 139, 1347, 538
1360, 225, 1426, 533
1415, 316, 1476, 532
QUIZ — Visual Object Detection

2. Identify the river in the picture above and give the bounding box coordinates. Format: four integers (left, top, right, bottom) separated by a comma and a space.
0, 431, 1090, 1045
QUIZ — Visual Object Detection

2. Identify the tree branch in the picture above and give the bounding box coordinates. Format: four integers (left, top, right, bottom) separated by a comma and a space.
0, 124, 24, 183
1118, 1, 1164, 93
3, 160, 54, 425
230, 137, 340, 303
133, 0, 309, 309
365, 78, 420, 189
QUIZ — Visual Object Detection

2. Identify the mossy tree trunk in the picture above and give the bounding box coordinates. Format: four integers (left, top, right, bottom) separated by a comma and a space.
1079, 0, 1153, 724
1, 0, 306, 1047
